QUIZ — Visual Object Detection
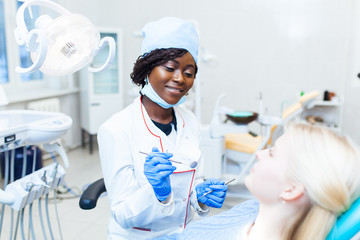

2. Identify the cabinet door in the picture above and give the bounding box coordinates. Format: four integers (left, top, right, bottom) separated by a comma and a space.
81, 28, 124, 134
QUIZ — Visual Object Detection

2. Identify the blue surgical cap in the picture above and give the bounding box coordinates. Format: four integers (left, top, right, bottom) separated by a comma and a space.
141, 17, 199, 63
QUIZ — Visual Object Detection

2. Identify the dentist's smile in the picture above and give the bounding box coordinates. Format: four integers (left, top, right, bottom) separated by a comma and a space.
166, 86, 184, 94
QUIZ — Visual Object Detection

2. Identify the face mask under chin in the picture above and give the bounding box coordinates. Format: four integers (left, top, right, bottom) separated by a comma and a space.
140, 80, 186, 109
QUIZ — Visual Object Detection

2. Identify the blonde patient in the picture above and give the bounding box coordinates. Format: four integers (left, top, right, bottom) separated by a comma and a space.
153, 123, 360, 240
244, 123, 360, 239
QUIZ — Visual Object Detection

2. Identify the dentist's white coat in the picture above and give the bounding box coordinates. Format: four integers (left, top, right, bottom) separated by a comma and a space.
98, 96, 208, 240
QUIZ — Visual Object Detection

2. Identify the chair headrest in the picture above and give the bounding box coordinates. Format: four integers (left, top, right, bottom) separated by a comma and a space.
326, 198, 360, 240
281, 103, 302, 120
299, 91, 320, 108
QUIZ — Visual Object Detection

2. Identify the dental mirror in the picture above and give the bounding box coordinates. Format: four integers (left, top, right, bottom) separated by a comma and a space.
139, 151, 197, 169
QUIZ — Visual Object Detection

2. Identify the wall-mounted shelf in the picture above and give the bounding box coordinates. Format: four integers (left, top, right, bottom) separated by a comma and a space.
301, 99, 343, 132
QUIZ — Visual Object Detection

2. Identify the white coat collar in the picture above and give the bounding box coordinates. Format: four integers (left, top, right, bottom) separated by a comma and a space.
136, 96, 186, 139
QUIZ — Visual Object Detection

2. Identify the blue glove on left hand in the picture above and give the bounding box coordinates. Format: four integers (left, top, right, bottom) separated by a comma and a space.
196, 178, 228, 208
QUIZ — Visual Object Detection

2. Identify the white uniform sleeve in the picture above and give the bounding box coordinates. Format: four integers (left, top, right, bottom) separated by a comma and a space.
190, 178, 210, 216
98, 123, 175, 229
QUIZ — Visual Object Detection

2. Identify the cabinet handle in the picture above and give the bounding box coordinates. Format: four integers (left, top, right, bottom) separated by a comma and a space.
91, 103, 100, 106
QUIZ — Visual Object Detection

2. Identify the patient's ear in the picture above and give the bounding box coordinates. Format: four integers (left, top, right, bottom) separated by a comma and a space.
279, 182, 305, 201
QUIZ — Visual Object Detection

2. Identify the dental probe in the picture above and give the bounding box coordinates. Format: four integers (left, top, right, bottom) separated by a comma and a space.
197, 178, 236, 200
139, 151, 198, 169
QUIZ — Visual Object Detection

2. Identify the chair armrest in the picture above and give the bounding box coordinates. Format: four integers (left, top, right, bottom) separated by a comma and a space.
79, 178, 106, 210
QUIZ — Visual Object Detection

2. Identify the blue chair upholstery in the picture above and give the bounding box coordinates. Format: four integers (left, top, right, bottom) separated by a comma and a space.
326, 198, 360, 240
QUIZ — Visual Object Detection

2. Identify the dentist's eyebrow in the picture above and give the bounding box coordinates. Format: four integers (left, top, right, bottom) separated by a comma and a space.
168, 59, 195, 69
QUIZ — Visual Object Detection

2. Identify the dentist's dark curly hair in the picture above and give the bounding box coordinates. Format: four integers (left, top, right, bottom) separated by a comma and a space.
130, 48, 198, 88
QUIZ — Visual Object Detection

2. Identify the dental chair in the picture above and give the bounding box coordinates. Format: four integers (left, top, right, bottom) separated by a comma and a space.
222, 91, 320, 197
267, 90, 320, 146
79, 179, 360, 239
326, 198, 360, 240
79, 178, 106, 210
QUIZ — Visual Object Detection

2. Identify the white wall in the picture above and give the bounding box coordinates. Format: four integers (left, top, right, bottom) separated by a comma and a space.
61, 0, 360, 143
343, 0, 360, 143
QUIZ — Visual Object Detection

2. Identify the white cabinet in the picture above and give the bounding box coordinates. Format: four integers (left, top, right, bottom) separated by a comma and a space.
79, 28, 124, 153
301, 99, 343, 132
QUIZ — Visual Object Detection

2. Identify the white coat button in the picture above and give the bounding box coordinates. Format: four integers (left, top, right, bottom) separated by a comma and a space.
179, 224, 183, 228
183, 198, 186, 202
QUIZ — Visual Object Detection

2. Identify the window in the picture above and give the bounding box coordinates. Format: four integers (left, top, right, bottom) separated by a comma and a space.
17, 1, 43, 82
0, 0, 8, 84
1, 0, 45, 87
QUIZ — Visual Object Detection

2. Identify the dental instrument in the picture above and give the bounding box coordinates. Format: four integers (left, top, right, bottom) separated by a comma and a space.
43, 142, 69, 168
139, 151, 198, 169
197, 178, 236, 200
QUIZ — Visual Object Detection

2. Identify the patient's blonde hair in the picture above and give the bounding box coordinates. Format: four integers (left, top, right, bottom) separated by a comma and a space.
285, 124, 360, 239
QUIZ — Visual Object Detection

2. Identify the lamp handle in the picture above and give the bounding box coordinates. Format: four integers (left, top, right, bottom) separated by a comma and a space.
15, 29, 48, 73
88, 36, 116, 73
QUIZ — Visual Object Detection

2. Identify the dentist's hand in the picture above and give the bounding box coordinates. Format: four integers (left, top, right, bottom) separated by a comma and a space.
144, 147, 176, 201
196, 178, 228, 208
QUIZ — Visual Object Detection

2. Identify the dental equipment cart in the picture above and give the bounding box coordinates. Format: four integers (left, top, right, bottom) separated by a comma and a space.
0, 110, 72, 239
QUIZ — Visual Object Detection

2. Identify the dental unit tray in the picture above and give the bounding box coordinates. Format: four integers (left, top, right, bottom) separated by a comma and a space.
0, 110, 72, 152
0, 162, 65, 210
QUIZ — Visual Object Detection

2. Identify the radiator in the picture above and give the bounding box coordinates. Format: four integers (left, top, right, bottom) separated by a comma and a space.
26, 98, 60, 112
26, 98, 62, 159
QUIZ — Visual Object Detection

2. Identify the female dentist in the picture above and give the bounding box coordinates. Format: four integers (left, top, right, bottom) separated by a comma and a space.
97, 17, 228, 240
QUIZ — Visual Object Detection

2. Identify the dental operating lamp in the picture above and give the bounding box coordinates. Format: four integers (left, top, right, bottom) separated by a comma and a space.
14, 0, 116, 76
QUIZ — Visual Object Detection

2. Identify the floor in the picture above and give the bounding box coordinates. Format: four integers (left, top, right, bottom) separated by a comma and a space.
0, 143, 245, 240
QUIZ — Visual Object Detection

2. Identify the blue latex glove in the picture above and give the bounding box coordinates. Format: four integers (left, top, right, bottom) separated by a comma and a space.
196, 178, 228, 208
144, 147, 176, 201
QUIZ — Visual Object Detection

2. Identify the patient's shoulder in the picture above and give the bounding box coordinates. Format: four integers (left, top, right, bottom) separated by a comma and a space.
209, 198, 259, 221
190, 199, 258, 230
232, 198, 259, 212
163, 199, 259, 240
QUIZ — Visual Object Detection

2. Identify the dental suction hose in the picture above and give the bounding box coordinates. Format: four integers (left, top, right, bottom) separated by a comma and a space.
0, 189, 15, 206
43, 142, 69, 168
